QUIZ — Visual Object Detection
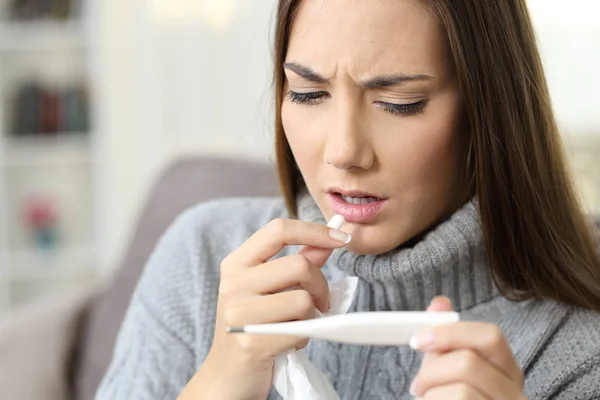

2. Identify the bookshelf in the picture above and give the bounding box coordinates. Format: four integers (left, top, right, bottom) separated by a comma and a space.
0, 0, 97, 318
0, 21, 86, 51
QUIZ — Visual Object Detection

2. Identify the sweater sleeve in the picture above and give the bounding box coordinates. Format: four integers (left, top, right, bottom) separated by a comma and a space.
95, 197, 287, 400
95, 208, 212, 400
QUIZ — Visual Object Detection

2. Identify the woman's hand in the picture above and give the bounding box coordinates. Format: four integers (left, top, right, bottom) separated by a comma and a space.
180, 218, 350, 400
409, 297, 527, 400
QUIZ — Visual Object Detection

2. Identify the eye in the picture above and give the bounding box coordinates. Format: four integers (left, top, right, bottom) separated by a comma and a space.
375, 100, 428, 116
286, 90, 330, 105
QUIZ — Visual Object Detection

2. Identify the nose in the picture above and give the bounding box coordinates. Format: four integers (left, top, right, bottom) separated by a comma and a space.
323, 99, 374, 171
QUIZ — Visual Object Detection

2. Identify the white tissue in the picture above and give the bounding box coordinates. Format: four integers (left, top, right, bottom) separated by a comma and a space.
272, 277, 359, 400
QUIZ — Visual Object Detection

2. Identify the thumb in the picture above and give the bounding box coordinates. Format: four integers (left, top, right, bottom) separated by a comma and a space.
421, 297, 453, 363
426, 296, 454, 312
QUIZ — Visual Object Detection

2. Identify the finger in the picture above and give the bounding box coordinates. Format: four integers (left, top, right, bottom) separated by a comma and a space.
421, 297, 454, 363
223, 290, 316, 358
223, 218, 350, 273
297, 213, 348, 267
223, 289, 316, 327
426, 296, 453, 312
236, 330, 309, 359
421, 351, 440, 364
221, 254, 329, 312
417, 382, 489, 400
411, 349, 520, 400
411, 322, 522, 384
296, 245, 334, 270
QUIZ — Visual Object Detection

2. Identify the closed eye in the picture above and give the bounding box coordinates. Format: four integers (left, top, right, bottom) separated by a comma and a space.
374, 100, 428, 116
286, 90, 329, 105
287, 90, 428, 116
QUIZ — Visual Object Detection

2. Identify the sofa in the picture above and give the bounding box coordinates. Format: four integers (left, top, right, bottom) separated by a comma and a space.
0, 156, 281, 400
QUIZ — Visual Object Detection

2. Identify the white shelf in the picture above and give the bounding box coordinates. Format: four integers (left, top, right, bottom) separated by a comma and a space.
5, 245, 96, 281
2, 134, 93, 167
0, 2, 99, 316
0, 21, 88, 52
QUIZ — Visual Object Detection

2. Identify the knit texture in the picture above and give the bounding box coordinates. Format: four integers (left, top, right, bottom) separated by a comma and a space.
96, 194, 600, 400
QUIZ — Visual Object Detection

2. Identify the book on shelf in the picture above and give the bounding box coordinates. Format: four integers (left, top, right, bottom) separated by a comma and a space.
8, 0, 81, 22
11, 80, 91, 136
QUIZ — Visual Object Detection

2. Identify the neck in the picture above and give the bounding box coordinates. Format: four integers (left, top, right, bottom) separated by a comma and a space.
297, 187, 499, 311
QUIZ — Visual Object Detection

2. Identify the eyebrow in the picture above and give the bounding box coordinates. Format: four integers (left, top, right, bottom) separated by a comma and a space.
361, 74, 433, 89
284, 62, 328, 84
283, 62, 433, 88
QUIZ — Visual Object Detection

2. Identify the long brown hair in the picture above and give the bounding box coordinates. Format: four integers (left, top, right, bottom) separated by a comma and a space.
272, 0, 600, 312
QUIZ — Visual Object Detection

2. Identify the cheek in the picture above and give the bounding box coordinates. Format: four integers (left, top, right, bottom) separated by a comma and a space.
382, 98, 464, 195
281, 103, 322, 171
414, 122, 461, 174
415, 112, 464, 195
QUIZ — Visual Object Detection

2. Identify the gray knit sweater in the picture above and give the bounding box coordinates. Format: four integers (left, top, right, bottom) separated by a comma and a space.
96, 192, 600, 400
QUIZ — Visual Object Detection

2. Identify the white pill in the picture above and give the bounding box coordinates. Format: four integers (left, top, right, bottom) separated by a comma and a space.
326, 214, 345, 230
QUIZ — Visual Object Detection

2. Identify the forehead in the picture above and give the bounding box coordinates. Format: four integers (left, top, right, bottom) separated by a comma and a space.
286, 0, 448, 78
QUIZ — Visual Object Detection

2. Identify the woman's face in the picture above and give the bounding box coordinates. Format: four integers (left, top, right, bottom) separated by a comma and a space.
282, 0, 467, 255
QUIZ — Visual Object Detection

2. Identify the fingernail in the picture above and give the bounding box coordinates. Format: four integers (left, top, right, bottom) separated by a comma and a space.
409, 380, 418, 396
430, 295, 451, 305
329, 229, 351, 244
409, 331, 434, 350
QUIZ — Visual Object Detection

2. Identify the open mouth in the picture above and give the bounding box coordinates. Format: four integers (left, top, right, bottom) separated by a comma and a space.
339, 194, 381, 205
328, 187, 387, 203
328, 190, 388, 223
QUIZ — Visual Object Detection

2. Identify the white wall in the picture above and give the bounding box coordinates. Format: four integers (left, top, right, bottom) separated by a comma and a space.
94, 0, 278, 273
528, 0, 600, 136
95, 0, 600, 274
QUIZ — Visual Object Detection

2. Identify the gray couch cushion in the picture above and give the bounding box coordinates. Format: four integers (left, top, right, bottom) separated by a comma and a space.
0, 284, 95, 400
73, 157, 280, 400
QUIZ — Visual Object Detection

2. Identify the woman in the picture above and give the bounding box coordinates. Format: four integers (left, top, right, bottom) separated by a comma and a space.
97, 0, 600, 399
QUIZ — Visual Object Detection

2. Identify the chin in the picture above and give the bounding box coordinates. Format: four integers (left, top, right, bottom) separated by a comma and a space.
342, 228, 403, 255
344, 242, 386, 255
337, 218, 426, 255
351, 240, 407, 255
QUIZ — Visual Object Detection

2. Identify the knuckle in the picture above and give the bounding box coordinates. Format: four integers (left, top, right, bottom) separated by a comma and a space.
294, 290, 314, 314
218, 277, 237, 295
294, 337, 310, 350
455, 383, 471, 400
236, 336, 256, 355
269, 218, 288, 235
222, 302, 243, 326
292, 255, 312, 279
457, 350, 479, 375
487, 325, 505, 347
219, 257, 232, 274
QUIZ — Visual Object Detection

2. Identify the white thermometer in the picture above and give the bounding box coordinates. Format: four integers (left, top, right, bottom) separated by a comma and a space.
227, 311, 459, 346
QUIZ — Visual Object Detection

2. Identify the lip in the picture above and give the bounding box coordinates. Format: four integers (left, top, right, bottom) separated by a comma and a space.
327, 189, 388, 224
327, 187, 386, 199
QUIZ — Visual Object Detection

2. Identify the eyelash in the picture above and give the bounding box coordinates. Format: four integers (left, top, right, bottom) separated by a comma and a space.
287, 91, 329, 105
375, 100, 427, 116
286, 90, 427, 116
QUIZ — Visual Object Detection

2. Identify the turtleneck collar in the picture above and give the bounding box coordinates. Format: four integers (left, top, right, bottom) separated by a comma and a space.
296, 187, 499, 311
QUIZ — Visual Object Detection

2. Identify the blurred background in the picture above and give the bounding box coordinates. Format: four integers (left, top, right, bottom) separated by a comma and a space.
0, 2, 597, 395
0, 0, 598, 317
0, 0, 600, 399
